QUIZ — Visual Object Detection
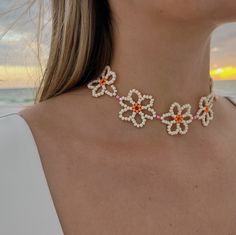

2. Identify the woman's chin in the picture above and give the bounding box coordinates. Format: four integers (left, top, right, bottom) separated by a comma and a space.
144, 0, 236, 23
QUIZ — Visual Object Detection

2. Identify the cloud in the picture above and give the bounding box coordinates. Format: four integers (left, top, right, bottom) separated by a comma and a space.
211, 23, 236, 67
0, 0, 235, 70
212, 23, 236, 46
0, 0, 50, 67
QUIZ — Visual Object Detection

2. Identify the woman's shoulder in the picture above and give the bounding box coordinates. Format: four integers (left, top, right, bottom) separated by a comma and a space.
19, 87, 108, 140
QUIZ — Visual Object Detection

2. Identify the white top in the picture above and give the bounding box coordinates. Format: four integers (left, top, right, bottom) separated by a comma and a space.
0, 114, 64, 235
0, 95, 235, 235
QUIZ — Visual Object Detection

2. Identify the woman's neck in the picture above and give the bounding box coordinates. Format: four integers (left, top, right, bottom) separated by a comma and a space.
111, 7, 216, 112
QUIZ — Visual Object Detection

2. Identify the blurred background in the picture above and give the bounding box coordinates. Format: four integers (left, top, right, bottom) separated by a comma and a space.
0, 0, 236, 115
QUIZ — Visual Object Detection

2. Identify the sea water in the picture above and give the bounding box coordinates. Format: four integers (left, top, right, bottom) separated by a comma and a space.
0, 88, 35, 116
0, 81, 235, 116
0, 88, 35, 106
0, 88, 36, 106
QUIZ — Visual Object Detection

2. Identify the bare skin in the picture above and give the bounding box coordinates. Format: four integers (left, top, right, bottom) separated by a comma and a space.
20, 0, 236, 234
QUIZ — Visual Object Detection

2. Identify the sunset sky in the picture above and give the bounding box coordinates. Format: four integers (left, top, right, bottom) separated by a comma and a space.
0, 0, 236, 88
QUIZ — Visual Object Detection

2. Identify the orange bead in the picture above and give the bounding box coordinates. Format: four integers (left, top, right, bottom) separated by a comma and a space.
174, 114, 184, 123
132, 103, 142, 113
204, 106, 209, 113
99, 77, 107, 86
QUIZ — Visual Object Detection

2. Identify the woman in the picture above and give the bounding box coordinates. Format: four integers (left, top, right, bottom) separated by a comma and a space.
1, 0, 236, 234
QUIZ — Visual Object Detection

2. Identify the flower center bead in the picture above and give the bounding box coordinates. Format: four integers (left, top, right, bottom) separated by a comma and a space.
99, 77, 107, 86
132, 103, 142, 113
174, 114, 184, 123
204, 105, 209, 113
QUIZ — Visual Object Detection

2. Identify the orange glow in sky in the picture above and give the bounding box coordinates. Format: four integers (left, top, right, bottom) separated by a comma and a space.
210, 67, 236, 80
0, 65, 235, 89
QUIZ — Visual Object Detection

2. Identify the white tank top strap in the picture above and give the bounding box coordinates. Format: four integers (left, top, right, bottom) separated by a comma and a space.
215, 90, 236, 106
225, 96, 236, 106
0, 113, 64, 235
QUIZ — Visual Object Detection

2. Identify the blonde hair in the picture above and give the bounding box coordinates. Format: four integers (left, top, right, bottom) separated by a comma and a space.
36, 0, 113, 102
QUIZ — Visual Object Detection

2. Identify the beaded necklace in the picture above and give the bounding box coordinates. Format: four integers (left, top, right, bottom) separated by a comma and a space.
87, 66, 216, 136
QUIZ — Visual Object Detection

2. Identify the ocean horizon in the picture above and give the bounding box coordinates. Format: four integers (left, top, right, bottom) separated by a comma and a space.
0, 88, 36, 116
0, 80, 235, 116
0, 87, 36, 106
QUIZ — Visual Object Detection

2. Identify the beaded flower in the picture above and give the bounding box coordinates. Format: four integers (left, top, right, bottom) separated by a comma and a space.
161, 103, 193, 135
87, 66, 217, 135
196, 92, 215, 127
87, 66, 117, 97
119, 89, 156, 128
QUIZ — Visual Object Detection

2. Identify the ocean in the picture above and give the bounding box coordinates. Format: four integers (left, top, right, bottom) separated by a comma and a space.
0, 88, 35, 106
0, 88, 36, 116
0, 81, 235, 116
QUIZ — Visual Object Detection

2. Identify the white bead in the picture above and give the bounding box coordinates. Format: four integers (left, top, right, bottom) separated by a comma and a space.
88, 66, 216, 135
